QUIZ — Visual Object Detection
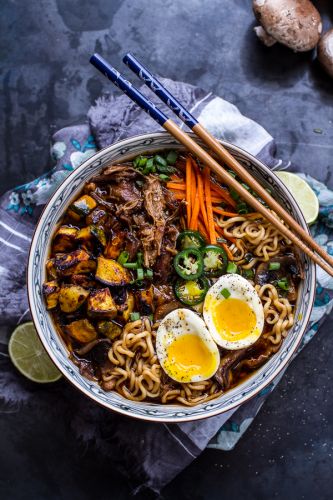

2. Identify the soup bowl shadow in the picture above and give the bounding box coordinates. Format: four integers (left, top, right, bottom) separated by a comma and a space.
27, 132, 316, 423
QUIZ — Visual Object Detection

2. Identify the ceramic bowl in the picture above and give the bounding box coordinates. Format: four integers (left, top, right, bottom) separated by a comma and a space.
27, 132, 316, 422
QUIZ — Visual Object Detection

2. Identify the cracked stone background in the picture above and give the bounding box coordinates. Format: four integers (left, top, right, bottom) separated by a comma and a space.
1, 1, 333, 499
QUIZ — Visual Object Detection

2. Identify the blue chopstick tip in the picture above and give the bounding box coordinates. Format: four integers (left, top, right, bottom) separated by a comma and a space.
90, 53, 100, 65
123, 52, 134, 64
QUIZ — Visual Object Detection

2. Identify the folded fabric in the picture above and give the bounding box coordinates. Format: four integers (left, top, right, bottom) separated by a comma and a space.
1, 78, 333, 494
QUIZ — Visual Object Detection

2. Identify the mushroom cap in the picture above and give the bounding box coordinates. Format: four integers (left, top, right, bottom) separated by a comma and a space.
253, 0, 322, 52
318, 29, 333, 78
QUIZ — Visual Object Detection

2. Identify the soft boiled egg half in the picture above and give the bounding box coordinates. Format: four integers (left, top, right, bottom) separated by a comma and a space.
156, 309, 220, 383
203, 274, 264, 350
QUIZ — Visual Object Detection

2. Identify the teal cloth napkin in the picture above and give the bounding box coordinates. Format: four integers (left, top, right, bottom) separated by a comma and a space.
1, 78, 333, 492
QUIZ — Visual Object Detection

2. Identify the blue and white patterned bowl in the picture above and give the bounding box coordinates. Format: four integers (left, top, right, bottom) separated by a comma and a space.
27, 132, 316, 423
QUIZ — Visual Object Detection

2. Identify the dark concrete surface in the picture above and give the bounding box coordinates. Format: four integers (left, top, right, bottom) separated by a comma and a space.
1, 0, 333, 499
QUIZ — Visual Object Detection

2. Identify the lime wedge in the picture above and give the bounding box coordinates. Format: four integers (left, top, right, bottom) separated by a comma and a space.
275, 171, 319, 225
9, 322, 62, 383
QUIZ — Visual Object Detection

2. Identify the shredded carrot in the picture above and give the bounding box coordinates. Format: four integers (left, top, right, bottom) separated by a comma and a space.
191, 162, 197, 212
172, 192, 186, 200
170, 173, 183, 182
186, 157, 192, 224
212, 207, 238, 217
210, 196, 228, 204
204, 167, 216, 245
198, 218, 210, 241
166, 182, 186, 190
210, 182, 237, 208
190, 193, 200, 230
196, 171, 208, 231
215, 223, 236, 244
214, 226, 234, 260
170, 189, 186, 194
222, 242, 234, 260
190, 162, 200, 230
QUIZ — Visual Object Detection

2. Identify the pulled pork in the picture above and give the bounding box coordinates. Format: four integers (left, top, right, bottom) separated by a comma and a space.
91, 168, 181, 275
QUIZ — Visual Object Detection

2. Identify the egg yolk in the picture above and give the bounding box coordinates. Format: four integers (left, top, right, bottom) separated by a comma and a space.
164, 334, 216, 382
211, 297, 258, 342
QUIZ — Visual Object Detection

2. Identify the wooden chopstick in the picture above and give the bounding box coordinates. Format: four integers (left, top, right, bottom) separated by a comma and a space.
195, 124, 333, 266
165, 120, 333, 277
90, 53, 333, 277
123, 52, 333, 271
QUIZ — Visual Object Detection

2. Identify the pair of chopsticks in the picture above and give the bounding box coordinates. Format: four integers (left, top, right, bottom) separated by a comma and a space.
90, 52, 333, 278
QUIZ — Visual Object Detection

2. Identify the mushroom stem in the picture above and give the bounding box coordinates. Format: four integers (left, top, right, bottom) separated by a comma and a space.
254, 26, 277, 47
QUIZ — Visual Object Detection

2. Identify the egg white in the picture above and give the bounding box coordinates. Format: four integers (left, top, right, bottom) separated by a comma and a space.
156, 308, 220, 383
203, 274, 264, 350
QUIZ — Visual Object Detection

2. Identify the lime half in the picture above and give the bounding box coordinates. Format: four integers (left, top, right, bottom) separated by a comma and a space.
275, 171, 319, 225
9, 322, 62, 383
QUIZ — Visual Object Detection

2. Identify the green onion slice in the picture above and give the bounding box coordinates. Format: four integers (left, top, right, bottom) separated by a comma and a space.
269, 262, 281, 271
166, 151, 178, 165
277, 278, 289, 291
226, 262, 238, 274
117, 251, 129, 266
130, 312, 140, 321
136, 268, 144, 280
242, 268, 254, 279
221, 288, 231, 299
123, 262, 139, 269
154, 155, 168, 168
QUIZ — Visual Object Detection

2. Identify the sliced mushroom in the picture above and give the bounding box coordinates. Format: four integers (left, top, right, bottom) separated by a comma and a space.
237, 338, 282, 371
214, 349, 246, 390
253, 0, 322, 52
255, 255, 300, 301
73, 338, 114, 384
318, 29, 333, 79
75, 338, 111, 357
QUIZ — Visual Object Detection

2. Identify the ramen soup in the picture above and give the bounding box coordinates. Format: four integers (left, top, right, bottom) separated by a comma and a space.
43, 151, 301, 406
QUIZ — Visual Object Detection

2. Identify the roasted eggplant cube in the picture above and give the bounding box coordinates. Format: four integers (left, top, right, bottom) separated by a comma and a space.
75, 226, 93, 242
55, 249, 96, 276
95, 256, 131, 286
66, 319, 97, 343
90, 225, 107, 247
46, 258, 58, 279
52, 225, 78, 253
58, 285, 89, 313
75, 226, 94, 252
69, 195, 97, 217
87, 288, 117, 318
135, 286, 154, 315
70, 274, 97, 289
67, 208, 82, 222
97, 320, 122, 339
116, 292, 135, 321
43, 280, 60, 310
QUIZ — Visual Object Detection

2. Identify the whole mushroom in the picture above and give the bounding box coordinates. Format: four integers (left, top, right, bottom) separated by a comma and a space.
317, 29, 333, 78
253, 0, 322, 52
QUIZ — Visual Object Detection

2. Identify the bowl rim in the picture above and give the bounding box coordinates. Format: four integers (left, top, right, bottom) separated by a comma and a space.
27, 131, 316, 423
